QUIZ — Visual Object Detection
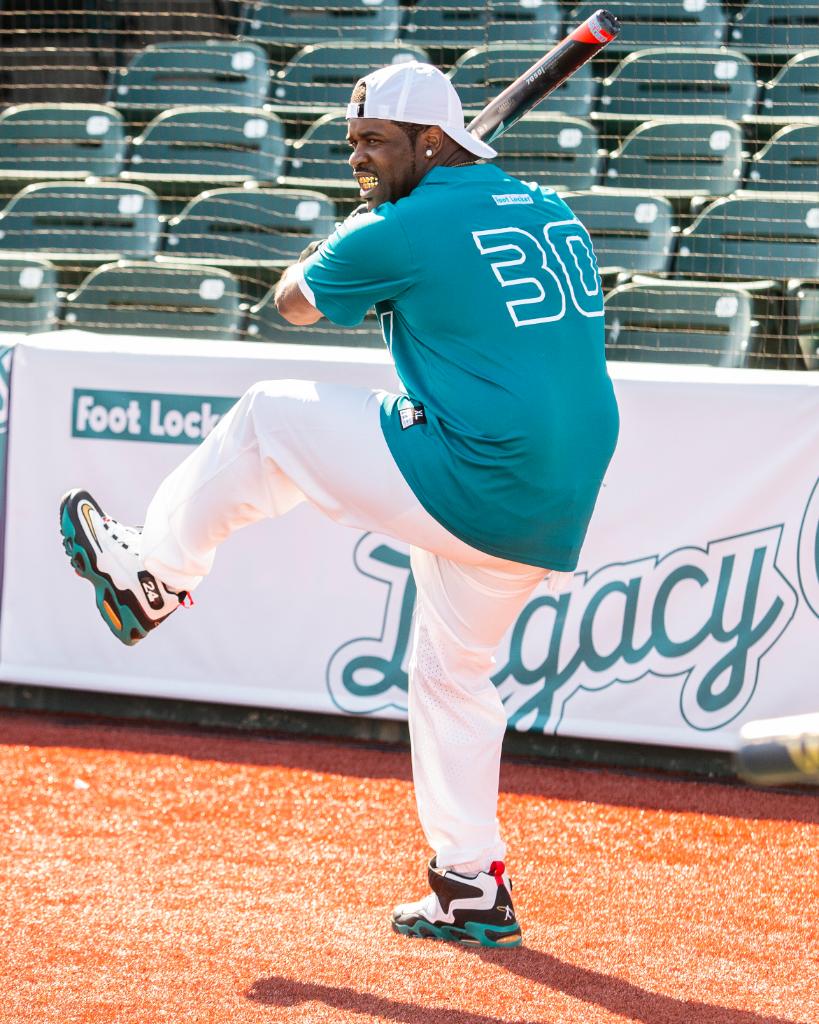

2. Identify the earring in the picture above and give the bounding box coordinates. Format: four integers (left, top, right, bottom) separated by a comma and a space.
425, 148, 433, 157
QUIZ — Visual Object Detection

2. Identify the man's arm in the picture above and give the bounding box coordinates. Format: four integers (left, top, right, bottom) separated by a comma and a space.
274, 263, 323, 326
276, 204, 372, 325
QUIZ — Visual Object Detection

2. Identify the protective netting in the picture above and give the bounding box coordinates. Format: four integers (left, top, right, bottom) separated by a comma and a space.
0, 1, 816, 367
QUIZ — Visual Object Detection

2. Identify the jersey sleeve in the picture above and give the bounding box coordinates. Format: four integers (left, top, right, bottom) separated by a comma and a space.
301, 206, 415, 327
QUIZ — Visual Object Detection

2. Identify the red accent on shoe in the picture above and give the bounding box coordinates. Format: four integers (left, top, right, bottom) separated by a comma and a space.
180, 592, 194, 608
489, 861, 505, 887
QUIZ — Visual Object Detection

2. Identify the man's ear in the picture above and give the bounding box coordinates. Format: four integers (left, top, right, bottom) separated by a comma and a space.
421, 125, 445, 156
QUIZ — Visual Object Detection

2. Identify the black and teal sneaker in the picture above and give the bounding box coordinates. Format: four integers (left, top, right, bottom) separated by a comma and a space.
59, 489, 188, 646
391, 858, 522, 948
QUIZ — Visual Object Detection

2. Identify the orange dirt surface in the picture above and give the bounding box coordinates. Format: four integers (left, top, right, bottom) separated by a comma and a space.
0, 709, 816, 1024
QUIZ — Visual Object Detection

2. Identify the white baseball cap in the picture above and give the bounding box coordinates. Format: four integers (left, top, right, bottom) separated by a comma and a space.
346, 61, 497, 160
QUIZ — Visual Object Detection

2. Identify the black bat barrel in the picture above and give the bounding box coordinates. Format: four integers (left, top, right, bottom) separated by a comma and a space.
467, 9, 621, 145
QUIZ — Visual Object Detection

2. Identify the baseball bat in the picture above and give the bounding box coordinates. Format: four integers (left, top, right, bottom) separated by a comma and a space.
467, 9, 621, 146
733, 713, 819, 787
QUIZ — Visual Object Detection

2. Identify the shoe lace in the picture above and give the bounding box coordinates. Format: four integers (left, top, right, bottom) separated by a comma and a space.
101, 516, 193, 609
102, 516, 141, 554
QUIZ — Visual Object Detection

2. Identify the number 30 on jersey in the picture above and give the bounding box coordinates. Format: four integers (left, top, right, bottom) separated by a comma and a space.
472, 221, 603, 327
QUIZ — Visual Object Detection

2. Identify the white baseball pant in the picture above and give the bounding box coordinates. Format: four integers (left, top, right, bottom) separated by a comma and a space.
140, 379, 554, 870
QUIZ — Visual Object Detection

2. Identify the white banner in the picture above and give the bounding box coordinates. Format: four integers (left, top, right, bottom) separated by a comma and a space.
1, 330, 817, 751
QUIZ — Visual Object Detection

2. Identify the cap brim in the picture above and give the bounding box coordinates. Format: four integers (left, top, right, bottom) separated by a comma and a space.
445, 125, 497, 160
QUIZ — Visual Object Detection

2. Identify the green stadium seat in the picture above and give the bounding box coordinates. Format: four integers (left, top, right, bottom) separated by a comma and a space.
402, 0, 485, 54
674, 195, 819, 281
758, 50, 819, 121
162, 188, 337, 269
570, 1, 728, 55
283, 113, 355, 193
403, 0, 563, 56
0, 104, 125, 185
605, 279, 768, 367
745, 124, 819, 194
0, 182, 161, 264
269, 42, 430, 134
563, 190, 674, 274
239, 0, 401, 52
596, 49, 758, 133
786, 280, 819, 370
272, 43, 430, 108
492, 115, 602, 191
0, 257, 59, 334
123, 109, 287, 195
604, 118, 744, 197
108, 41, 270, 122
729, 0, 819, 57
63, 260, 242, 340
247, 285, 384, 345
449, 44, 595, 117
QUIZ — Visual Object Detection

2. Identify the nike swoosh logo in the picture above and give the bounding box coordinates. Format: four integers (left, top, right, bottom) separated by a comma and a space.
80, 501, 102, 551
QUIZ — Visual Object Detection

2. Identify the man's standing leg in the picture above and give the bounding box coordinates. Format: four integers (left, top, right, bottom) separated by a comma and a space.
391, 547, 546, 947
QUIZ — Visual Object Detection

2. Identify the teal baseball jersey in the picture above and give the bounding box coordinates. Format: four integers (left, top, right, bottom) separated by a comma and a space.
302, 164, 619, 571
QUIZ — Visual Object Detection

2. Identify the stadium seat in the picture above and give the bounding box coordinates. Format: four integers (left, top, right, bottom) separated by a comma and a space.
162, 188, 337, 268
0, 183, 161, 263
569, 1, 728, 55
596, 49, 758, 132
239, 0, 401, 52
0, 104, 125, 187
745, 124, 819, 194
758, 50, 819, 121
247, 285, 385, 345
786, 280, 819, 370
604, 118, 744, 197
403, 0, 563, 56
272, 43, 430, 108
492, 115, 602, 191
108, 41, 270, 122
729, 0, 819, 57
0, 257, 59, 334
449, 44, 595, 117
283, 114, 354, 192
563, 190, 674, 275
270, 42, 430, 134
604, 278, 769, 367
674, 195, 819, 281
63, 260, 242, 340
124, 109, 287, 193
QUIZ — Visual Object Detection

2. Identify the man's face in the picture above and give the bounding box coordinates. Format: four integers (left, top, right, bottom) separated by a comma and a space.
346, 118, 427, 210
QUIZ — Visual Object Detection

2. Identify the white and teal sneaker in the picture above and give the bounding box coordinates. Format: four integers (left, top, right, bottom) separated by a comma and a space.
59, 489, 188, 646
391, 859, 522, 948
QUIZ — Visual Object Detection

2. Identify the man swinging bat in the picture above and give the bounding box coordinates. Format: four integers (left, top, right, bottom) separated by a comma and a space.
60, 55, 620, 948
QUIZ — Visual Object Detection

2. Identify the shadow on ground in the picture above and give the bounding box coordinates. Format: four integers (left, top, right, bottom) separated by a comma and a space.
246, 949, 802, 1024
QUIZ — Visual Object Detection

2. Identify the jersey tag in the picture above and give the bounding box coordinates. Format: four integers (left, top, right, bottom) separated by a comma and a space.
399, 403, 427, 430
492, 193, 534, 206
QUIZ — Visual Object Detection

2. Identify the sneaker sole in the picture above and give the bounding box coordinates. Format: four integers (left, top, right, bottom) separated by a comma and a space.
59, 489, 150, 646
391, 918, 522, 949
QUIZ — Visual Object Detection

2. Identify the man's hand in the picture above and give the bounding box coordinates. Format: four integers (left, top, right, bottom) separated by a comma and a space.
298, 203, 369, 262
297, 238, 324, 263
